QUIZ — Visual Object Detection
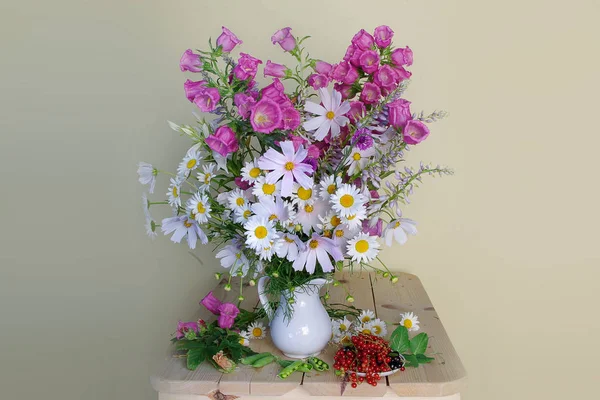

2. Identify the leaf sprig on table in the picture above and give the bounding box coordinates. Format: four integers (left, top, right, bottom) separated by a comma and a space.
389, 325, 434, 367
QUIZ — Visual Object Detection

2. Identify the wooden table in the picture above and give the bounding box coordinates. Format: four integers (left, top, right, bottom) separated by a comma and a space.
151, 272, 466, 399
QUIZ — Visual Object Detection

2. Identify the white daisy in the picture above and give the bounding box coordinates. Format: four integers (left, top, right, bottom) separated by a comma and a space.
332, 316, 353, 336
216, 191, 230, 206
292, 183, 316, 207
244, 216, 278, 251
295, 200, 328, 235
215, 243, 250, 277
241, 161, 262, 184
399, 312, 420, 332
161, 215, 208, 250
318, 211, 343, 232
252, 176, 281, 199
346, 232, 381, 263
177, 149, 203, 177
212, 150, 229, 172
196, 163, 216, 192
340, 207, 367, 231
332, 333, 353, 345
276, 233, 305, 261
233, 204, 253, 224
370, 318, 388, 337
357, 321, 375, 335
292, 233, 343, 274
384, 218, 418, 246
358, 309, 376, 324
137, 162, 157, 193
227, 188, 248, 212
257, 240, 281, 261
186, 192, 211, 223
330, 184, 366, 217
303, 88, 350, 141
344, 147, 376, 176
142, 193, 158, 238
251, 196, 294, 224
248, 321, 266, 339
319, 174, 342, 201
238, 331, 250, 346
167, 177, 183, 208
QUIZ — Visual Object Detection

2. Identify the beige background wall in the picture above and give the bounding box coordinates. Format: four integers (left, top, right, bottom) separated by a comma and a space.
1, 0, 599, 399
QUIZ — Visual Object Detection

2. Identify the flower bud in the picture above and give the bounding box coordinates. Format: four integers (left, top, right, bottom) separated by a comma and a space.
390, 276, 399, 284
346, 295, 355, 303
248, 279, 256, 287
287, 297, 295, 304
215, 272, 222, 280
333, 281, 340, 287
238, 295, 245, 302
324, 293, 330, 300
382, 272, 390, 278
272, 272, 280, 278
184, 330, 197, 340
224, 283, 232, 291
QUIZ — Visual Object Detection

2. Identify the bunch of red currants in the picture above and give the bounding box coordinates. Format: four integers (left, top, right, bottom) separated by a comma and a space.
333, 333, 405, 388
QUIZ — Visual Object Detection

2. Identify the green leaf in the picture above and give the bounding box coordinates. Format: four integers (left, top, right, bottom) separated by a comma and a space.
187, 348, 205, 370
416, 354, 434, 364
409, 333, 429, 355
403, 354, 419, 368
389, 326, 410, 353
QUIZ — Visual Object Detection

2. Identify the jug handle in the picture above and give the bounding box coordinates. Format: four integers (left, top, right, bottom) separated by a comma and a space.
257, 276, 274, 321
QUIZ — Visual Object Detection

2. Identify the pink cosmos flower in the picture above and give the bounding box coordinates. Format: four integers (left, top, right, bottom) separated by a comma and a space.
233, 53, 262, 81
176, 321, 199, 339
360, 82, 381, 104
292, 233, 343, 274
271, 27, 296, 51
373, 65, 398, 90
261, 79, 292, 108
351, 29, 375, 51
314, 60, 333, 75
200, 291, 222, 315
234, 93, 256, 119
373, 25, 394, 48
391, 46, 413, 66
250, 98, 282, 134
264, 60, 288, 78
193, 87, 220, 112
307, 73, 330, 90
216, 26, 242, 52
281, 107, 301, 130
403, 120, 430, 145
359, 50, 380, 74
217, 303, 240, 329
258, 140, 313, 197
334, 83, 354, 100
205, 126, 239, 157
180, 49, 202, 72
303, 88, 351, 141
388, 99, 412, 130
184, 79, 207, 102
348, 101, 366, 123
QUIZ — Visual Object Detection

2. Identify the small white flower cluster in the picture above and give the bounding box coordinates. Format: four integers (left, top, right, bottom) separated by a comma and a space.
330, 310, 388, 343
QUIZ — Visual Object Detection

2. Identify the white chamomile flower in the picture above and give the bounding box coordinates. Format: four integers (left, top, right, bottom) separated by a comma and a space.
346, 232, 381, 263
215, 243, 250, 277
276, 233, 305, 261
186, 192, 211, 223
295, 200, 328, 235
370, 318, 388, 337
248, 321, 267, 339
241, 161, 262, 184
234, 204, 253, 224
340, 207, 367, 231
167, 177, 183, 208
319, 211, 343, 232
330, 184, 366, 217
196, 163, 216, 192
177, 149, 203, 177
257, 240, 281, 261
142, 193, 158, 238
399, 312, 420, 332
244, 216, 278, 251
357, 321, 375, 335
332, 333, 353, 345
216, 191, 230, 206
251, 196, 294, 224
332, 316, 353, 337
238, 331, 250, 346
137, 162, 157, 194
227, 188, 248, 211
384, 218, 418, 246
292, 183, 316, 207
344, 146, 376, 176
252, 176, 281, 199
358, 309, 376, 324
319, 175, 343, 201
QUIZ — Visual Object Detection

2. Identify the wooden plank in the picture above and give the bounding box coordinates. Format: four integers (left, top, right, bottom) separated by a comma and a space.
371, 273, 467, 397
158, 390, 462, 400
301, 270, 387, 397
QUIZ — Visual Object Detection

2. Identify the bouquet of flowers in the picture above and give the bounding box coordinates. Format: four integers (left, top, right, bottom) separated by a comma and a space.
138, 25, 451, 302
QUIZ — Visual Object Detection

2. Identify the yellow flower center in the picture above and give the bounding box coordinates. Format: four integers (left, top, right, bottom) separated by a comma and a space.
340, 194, 354, 208
353, 152, 361, 161
254, 226, 268, 239
236, 197, 245, 206
204, 174, 211, 184
373, 325, 382, 334
362, 316, 371, 322
184, 220, 193, 228
403, 319, 413, 329
326, 111, 335, 120
340, 323, 347, 331
262, 183, 276, 195
256, 113, 268, 123
323, 229, 332, 238
327, 184, 337, 194
297, 187, 312, 200
243, 210, 251, 219
361, 328, 372, 334
331, 215, 341, 227
347, 214, 356, 220
309, 239, 319, 249
172, 186, 178, 197
304, 204, 314, 213
252, 327, 263, 337
235, 253, 242, 259
355, 240, 369, 253
186, 159, 197, 169
284, 161, 295, 171
335, 229, 345, 237
269, 214, 278, 221
197, 203, 206, 214
249, 167, 261, 178
395, 221, 401, 228
284, 235, 295, 243
239, 338, 245, 345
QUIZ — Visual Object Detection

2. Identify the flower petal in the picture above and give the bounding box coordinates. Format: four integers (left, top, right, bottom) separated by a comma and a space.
305, 250, 317, 274
336, 101, 351, 115
280, 140, 296, 160
331, 89, 342, 109
330, 121, 340, 137
304, 101, 327, 116
280, 174, 294, 197
303, 115, 326, 131
293, 170, 314, 188
316, 248, 333, 272
314, 120, 331, 140
319, 87, 332, 110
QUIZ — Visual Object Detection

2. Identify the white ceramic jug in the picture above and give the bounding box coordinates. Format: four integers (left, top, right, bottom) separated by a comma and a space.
257, 277, 332, 359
